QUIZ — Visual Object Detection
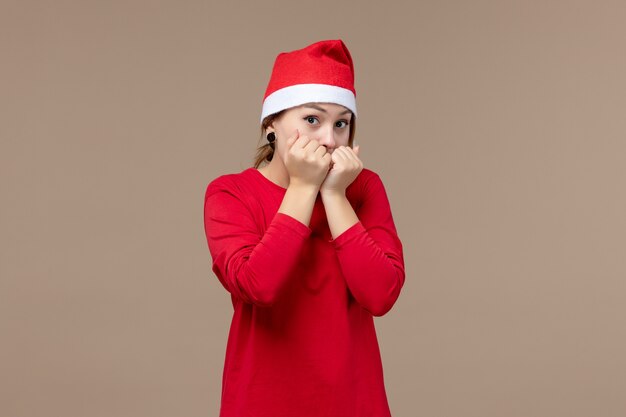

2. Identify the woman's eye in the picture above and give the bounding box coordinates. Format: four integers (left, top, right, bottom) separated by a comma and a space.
304, 116, 349, 128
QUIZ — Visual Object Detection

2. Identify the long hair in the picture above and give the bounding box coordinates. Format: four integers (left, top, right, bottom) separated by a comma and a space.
252, 109, 357, 169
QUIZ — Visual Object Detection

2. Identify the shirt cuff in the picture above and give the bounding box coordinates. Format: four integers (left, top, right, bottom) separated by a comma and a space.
273, 212, 313, 238
330, 221, 366, 248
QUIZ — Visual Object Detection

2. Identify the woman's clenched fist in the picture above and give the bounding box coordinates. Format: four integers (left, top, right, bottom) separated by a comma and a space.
283, 129, 332, 189
319, 144, 362, 194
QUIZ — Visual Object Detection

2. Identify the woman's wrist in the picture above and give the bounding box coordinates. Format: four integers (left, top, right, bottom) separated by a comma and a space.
320, 189, 358, 239
277, 183, 319, 227
288, 178, 321, 193
320, 188, 347, 200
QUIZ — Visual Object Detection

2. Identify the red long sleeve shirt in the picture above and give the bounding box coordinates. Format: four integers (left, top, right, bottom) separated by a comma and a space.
203, 166, 405, 417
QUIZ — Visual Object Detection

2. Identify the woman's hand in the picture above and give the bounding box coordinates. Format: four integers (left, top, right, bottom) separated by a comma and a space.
319, 145, 362, 195
283, 129, 332, 189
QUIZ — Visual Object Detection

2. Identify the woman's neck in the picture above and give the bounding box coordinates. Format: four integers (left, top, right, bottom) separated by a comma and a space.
258, 158, 290, 189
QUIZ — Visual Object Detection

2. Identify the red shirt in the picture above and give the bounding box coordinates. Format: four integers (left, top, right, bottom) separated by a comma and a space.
203, 167, 405, 417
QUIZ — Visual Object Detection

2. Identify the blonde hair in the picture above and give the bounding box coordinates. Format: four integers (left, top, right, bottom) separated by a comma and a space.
252, 109, 357, 169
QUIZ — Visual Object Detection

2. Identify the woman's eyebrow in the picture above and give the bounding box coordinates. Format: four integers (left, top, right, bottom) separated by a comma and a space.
302, 104, 351, 115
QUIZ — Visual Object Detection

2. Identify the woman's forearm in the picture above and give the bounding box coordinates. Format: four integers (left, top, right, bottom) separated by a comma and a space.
320, 190, 359, 239
277, 184, 320, 227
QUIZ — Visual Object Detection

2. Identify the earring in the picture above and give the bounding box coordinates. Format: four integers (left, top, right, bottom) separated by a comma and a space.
266, 132, 276, 143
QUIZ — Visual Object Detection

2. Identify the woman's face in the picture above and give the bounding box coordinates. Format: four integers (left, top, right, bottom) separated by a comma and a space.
269, 102, 353, 161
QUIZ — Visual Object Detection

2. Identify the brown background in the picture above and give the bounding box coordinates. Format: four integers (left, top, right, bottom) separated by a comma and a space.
2, 1, 625, 416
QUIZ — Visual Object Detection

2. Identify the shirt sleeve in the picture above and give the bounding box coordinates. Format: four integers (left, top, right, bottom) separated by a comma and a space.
330, 172, 405, 316
203, 178, 313, 307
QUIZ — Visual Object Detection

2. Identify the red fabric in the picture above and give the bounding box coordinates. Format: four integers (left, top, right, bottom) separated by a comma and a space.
203, 167, 405, 417
263, 39, 356, 100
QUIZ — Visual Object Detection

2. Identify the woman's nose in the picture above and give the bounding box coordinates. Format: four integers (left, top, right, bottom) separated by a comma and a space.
317, 128, 336, 148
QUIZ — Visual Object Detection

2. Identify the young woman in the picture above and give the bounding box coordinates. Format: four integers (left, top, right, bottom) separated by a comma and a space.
203, 39, 405, 417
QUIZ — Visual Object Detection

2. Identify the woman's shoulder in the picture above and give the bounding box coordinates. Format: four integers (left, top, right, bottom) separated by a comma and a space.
349, 166, 385, 191
359, 167, 382, 181
344, 167, 388, 206
204, 167, 256, 201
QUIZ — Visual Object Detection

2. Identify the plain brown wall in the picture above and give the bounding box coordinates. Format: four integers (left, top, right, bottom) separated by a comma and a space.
2, 1, 625, 416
